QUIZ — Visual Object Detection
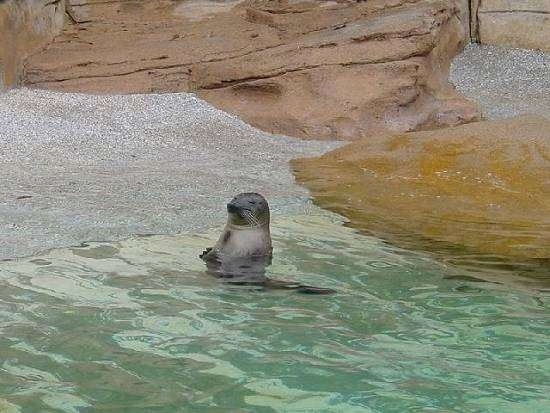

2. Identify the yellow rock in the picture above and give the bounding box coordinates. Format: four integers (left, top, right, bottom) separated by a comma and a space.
292, 116, 550, 265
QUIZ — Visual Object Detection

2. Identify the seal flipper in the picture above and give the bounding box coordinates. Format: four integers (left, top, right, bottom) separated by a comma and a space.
200, 247, 219, 263
199, 247, 212, 259
264, 278, 335, 295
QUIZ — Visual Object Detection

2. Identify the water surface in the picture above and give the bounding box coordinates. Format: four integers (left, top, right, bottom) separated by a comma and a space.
0, 210, 548, 412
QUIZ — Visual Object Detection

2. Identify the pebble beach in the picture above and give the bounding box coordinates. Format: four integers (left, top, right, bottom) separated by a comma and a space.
0, 90, 340, 259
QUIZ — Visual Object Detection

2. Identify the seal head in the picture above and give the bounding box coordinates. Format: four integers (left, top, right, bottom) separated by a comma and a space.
226, 192, 270, 230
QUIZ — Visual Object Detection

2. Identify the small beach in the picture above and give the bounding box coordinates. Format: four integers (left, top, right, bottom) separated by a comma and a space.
0, 89, 339, 259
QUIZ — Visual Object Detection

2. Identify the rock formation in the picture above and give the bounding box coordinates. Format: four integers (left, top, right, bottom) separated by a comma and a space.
20, 0, 480, 139
475, 0, 550, 51
292, 116, 550, 265
0, 0, 66, 89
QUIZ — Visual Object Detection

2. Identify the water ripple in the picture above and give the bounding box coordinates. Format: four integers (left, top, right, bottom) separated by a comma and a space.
0, 210, 548, 411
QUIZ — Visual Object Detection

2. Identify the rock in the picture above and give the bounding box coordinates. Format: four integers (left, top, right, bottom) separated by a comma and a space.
292, 116, 550, 265
0, 0, 66, 89
476, 0, 550, 51
470, 0, 481, 41
21, 0, 479, 139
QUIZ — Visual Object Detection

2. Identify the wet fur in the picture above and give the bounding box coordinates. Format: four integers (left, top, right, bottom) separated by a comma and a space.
200, 193, 334, 295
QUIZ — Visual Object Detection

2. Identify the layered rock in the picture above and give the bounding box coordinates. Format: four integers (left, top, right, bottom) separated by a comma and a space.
476, 0, 550, 51
292, 116, 550, 266
21, 0, 479, 139
0, 0, 66, 89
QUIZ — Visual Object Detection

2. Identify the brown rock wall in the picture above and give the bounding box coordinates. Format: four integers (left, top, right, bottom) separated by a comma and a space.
0, 0, 66, 89
476, 0, 550, 51
20, 0, 480, 140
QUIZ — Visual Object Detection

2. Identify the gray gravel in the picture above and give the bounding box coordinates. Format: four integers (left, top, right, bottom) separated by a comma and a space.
0, 89, 341, 259
451, 43, 550, 119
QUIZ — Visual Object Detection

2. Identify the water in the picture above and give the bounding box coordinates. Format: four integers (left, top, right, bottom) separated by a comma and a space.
0, 210, 548, 412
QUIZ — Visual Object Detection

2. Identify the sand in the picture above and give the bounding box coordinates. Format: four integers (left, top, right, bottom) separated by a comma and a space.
0, 89, 340, 259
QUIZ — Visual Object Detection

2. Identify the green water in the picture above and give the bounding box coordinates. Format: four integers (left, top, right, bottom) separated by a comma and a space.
0, 211, 548, 412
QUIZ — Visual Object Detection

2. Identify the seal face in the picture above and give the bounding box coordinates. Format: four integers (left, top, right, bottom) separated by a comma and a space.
200, 192, 335, 294
226, 192, 270, 230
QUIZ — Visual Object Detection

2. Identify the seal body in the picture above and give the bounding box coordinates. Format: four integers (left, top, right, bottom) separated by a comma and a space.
200, 192, 334, 294
213, 224, 272, 259
200, 193, 272, 282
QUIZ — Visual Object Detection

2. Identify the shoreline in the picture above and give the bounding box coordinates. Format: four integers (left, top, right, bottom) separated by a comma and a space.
1, 43, 548, 259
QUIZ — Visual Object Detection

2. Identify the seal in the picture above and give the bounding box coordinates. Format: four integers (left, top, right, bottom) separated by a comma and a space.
200, 192, 334, 294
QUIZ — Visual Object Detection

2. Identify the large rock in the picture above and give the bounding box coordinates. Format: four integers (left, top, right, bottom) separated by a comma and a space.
0, 0, 66, 89
292, 116, 550, 266
476, 0, 550, 51
21, 0, 479, 140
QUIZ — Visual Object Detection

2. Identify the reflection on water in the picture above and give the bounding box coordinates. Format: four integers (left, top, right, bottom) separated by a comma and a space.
0, 210, 549, 412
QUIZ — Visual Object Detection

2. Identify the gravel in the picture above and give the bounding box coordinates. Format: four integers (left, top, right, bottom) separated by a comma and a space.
0, 89, 341, 259
451, 43, 550, 120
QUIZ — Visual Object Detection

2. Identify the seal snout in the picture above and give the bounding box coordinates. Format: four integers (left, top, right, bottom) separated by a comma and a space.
227, 202, 241, 214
